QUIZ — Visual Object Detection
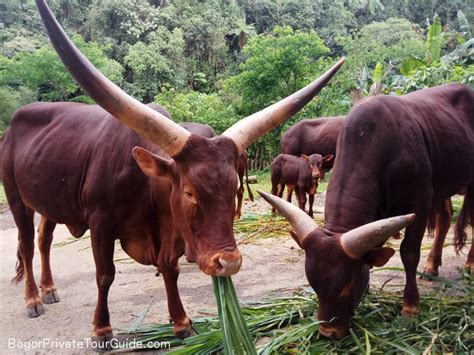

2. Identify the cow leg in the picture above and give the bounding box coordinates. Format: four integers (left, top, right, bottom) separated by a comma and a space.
297, 187, 307, 213
463, 190, 474, 273
400, 217, 427, 316
271, 182, 280, 216
161, 265, 193, 338
235, 184, 244, 219
423, 199, 452, 276
308, 193, 315, 218
286, 185, 294, 203
90, 226, 115, 349
157, 216, 192, 338
37, 216, 60, 304
13, 206, 44, 318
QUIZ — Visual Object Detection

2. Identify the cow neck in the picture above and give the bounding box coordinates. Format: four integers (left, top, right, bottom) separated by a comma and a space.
322, 107, 385, 234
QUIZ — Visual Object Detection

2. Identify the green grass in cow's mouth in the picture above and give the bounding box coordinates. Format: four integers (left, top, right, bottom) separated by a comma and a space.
212, 276, 257, 354
119, 269, 473, 354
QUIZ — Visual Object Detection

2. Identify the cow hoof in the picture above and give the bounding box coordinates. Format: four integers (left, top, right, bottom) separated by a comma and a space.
401, 304, 418, 317
42, 290, 60, 304
464, 262, 474, 275
90, 333, 114, 352
26, 303, 45, 318
175, 327, 195, 339
421, 267, 439, 278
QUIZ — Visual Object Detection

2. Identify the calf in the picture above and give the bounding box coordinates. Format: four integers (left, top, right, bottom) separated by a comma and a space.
280, 116, 342, 179
270, 153, 329, 217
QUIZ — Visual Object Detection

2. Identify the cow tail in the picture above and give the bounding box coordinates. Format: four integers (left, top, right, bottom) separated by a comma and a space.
426, 210, 436, 238
245, 159, 254, 202
11, 247, 24, 284
454, 190, 472, 254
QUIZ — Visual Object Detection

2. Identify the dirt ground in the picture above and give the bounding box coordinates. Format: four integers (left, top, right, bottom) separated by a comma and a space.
0, 194, 470, 354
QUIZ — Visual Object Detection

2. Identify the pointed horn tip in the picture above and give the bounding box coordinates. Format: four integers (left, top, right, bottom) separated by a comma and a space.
257, 189, 272, 202
400, 213, 416, 225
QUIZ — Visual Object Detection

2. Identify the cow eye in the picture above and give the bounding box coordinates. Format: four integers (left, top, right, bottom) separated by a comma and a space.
183, 189, 197, 204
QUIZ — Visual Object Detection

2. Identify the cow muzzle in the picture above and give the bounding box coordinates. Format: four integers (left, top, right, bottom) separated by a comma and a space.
200, 249, 242, 276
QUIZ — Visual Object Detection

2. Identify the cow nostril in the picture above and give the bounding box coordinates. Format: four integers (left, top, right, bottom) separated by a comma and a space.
217, 256, 242, 276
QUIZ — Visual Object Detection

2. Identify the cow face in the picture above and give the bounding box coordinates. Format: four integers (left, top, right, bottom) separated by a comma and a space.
302, 154, 334, 182
133, 135, 242, 276
300, 229, 394, 338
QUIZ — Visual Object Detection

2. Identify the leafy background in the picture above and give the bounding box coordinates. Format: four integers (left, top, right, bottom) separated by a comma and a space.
1, 0, 472, 168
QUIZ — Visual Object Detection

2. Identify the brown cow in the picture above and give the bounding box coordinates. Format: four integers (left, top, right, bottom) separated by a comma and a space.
0, 0, 344, 349
260, 83, 474, 339
270, 153, 331, 217
178, 122, 254, 219
280, 116, 342, 179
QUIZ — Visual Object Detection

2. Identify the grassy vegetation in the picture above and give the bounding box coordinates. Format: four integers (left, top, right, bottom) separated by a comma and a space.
124, 270, 473, 353
0, 182, 7, 205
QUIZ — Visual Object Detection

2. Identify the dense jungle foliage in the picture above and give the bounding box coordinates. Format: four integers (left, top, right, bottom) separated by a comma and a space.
1, 0, 473, 168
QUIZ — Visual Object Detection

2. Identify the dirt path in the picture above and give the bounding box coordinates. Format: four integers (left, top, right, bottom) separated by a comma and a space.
0, 199, 470, 354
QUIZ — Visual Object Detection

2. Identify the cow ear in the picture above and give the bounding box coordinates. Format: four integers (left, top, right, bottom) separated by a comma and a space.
323, 154, 334, 162
363, 247, 395, 267
301, 154, 310, 162
290, 230, 304, 249
132, 147, 176, 180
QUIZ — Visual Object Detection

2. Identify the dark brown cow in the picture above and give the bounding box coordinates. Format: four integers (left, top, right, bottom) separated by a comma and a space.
178, 121, 254, 219
270, 153, 330, 217
280, 116, 343, 179
0, 0, 344, 348
260, 83, 474, 339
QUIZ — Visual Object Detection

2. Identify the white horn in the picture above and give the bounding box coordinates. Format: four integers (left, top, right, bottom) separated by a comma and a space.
258, 190, 317, 243
223, 58, 345, 154
36, 0, 190, 157
340, 214, 416, 259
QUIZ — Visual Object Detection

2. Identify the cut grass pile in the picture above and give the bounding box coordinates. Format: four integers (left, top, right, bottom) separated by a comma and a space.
121, 270, 473, 354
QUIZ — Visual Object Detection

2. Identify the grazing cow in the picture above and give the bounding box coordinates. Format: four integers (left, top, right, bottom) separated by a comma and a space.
260, 83, 474, 339
270, 153, 329, 217
280, 116, 342, 179
178, 122, 254, 218
0, 0, 344, 348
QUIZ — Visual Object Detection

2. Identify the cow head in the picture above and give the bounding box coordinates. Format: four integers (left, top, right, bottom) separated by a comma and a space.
302, 154, 334, 184
36, 0, 344, 277
132, 135, 242, 275
258, 190, 414, 338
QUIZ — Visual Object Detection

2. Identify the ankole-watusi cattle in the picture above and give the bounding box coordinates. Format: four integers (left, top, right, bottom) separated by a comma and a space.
270, 153, 331, 217
0, 0, 344, 345
260, 82, 474, 339
280, 116, 342, 179
178, 122, 254, 219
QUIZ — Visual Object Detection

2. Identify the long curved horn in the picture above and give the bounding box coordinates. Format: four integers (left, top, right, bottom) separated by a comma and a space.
340, 214, 416, 259
223, 58, 345, 154
258, 190, 316, 243
36, 0, 190, 157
